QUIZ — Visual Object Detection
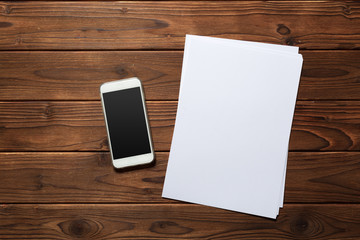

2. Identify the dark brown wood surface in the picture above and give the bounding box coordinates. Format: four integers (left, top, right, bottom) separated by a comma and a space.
0, 152, 359, 203
1, 2, 360, 50
1, 204, 360, 239
0, 101, 359, 151
1, 51, 360, 100
0, 0, 359, 239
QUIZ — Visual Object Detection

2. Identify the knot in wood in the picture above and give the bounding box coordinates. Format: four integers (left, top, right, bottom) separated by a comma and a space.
58, 218, 102, 238
115, 66, 129, 78
3, 5, 11, 14
277, 24, 291, 35
343, 5, 351, 15
290, 214, 322, 238
0, 22, 12, 28
69, 220, 90, 237
44, 105, 54, 118
285, 36, 298, 46
150, 221, 193, 235
68, 219, 92, 237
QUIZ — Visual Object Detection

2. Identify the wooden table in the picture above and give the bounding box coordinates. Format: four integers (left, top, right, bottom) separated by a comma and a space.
1, 1, 360, 239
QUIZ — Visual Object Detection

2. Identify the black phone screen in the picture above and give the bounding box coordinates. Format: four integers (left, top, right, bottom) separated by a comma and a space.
102, 87, 151, 159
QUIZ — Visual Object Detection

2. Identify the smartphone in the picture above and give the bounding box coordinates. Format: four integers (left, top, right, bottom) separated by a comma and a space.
100, 77, 154, 169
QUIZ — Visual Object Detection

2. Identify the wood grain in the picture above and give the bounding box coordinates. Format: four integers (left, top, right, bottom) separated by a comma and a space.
299, 51, 360, 100
0, 0, 359, 239
0, 204, 359, 239
0, 152, 359, 203
285, 152, 360, 203
0, 101, 359, 151
1, 2, 360, 50
290, 101, 360, 151
0, 51, 182, 101
0, 101, 175, 151
0, 152, 167, 203
0, 51, 360, 100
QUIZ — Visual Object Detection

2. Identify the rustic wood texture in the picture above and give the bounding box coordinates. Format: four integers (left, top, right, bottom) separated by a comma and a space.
0, 51, 181, 100
285, 152, 360, 203
0, 51, 360, 100
1, 0, 359, 238
1, 2, 360, 50
290, 101, 360, 151
0, 152, 359, 203
0, 204, 359, 239
0, 101, 174, 151
0, 101, 359, 151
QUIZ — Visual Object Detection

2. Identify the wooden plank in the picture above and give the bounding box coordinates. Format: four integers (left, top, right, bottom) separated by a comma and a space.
0, 51, 360, 101
0, 101, 174, 151
285, 152, 360, 203
0, 1, 360, 50
0, 152, 167, 203
0, 101, 173, 151
0, 204, 359, 239
0, 101, 359, 151
299, 51, 360, 100
0, 51, 182, 101
290, 101, 360, 151
0, 152, 359, 203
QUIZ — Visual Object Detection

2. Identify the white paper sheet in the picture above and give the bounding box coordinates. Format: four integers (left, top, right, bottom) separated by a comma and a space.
162, 35, 302, 219
188, 35, 298, 209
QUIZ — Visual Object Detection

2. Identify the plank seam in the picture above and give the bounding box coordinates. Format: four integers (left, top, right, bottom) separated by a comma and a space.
1, 49, 359, 52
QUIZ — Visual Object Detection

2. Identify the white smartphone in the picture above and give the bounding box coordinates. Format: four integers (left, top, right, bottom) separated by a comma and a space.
100, 77, 154, 169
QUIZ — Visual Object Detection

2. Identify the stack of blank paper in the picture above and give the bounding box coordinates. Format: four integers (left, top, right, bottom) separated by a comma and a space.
162, 35, 303, 219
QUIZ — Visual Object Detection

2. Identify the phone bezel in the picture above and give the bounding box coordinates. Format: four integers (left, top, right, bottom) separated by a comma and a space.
100, 77, 154, 169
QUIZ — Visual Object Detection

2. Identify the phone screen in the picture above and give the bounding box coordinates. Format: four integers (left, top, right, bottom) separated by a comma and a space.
102, 87, 151, 159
